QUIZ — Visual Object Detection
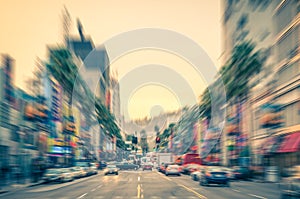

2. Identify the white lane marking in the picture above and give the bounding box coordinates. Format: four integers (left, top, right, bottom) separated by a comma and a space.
77, 193, 88, 199
97, 185, 103, 189
248, 194, 267, 199
138, 176, 140, 181
91, 188, 96, 192
232, 189, 241, 193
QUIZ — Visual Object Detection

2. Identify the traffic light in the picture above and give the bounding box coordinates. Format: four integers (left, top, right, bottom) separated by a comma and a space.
155, 136, 161, 144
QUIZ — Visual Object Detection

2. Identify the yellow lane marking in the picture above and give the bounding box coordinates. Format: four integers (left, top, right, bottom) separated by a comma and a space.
137, 184, 141, 198
179, 184, 207, 199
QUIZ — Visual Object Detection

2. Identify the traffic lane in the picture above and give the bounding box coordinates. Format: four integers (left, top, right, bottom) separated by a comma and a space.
2, 172, 111, 199
139, 170, 205, 199
85, 170, 141, 199
169, 173, 281, 199
231, 180, 280, 199
157, 172, 258, 199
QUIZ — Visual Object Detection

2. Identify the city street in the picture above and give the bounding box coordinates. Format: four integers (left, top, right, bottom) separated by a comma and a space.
1, 170, 280, 199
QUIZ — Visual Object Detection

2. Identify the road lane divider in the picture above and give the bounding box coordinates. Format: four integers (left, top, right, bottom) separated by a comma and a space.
179, 184, 207, 199
137, 184, 141, 198
77, 192, 87, 199
248, 194, 267, 199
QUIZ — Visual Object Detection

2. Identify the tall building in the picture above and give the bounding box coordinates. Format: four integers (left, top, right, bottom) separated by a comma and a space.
111, 76, 121, 124
222, 0, 300, 173
67, 19, 111, 160
221, 0, 278, 167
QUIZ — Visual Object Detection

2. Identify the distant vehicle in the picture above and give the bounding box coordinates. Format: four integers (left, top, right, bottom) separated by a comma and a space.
42, 168, 62, 182
117, 162, 139, 170
165, 165, 181, 176
142, 163, 153, 171
159, 162, 173, 174
279, 165, 300, 198
157, 153, 173, 168
199, 166, 230, 187
177, 153, 202, 174
104, 165, 119, 175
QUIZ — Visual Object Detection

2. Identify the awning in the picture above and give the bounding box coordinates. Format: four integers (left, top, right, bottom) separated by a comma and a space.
277, 132, 300, 153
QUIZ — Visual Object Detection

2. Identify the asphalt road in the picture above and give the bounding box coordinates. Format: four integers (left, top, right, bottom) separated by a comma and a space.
0, 170, 281, 199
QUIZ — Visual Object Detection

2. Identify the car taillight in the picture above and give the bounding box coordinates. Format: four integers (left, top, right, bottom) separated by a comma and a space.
205, 172, 211, 177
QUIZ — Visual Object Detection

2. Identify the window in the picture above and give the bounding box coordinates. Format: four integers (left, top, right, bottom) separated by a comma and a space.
284, 102, 300, 127
275, 0, 298, 35
277, 60, 299, 86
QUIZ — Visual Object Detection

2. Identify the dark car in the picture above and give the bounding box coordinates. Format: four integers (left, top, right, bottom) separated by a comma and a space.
199, 166, 230, 187
117, 162, 139, 170
232, 166, 250, 180
104, 165, 119, 175
98, 161, 107, 170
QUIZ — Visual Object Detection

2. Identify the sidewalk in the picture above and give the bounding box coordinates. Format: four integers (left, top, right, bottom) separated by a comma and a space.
0, 178, 45, 195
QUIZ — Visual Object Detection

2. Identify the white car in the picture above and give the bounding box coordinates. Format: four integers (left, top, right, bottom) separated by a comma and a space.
59, 168, 74, 182
90, 163, 98, 175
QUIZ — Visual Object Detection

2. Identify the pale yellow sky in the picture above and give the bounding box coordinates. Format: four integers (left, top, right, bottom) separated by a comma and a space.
0, 0, 221, 120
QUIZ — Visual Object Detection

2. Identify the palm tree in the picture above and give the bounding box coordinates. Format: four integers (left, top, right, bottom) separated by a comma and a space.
220, 41, 264, 102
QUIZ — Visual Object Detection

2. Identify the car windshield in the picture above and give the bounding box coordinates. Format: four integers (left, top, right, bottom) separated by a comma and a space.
107, 165, 117, 168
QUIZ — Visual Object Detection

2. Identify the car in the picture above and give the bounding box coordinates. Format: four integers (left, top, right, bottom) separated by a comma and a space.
165, 165, 181, 176
90, 163, 98, 175
69, 167, 83, 178
116, 162, 139, 170
98, 161, 107, 170
42, 168, 62, 182
224, 167, 235, 180
199, 166, 230, 187
104, 165, 119, 175
232, 166, 250, 180
279, 165, 300, 198
142, 163, 153, 171
183, 164, 201, 175
191, 171, 201, 181
160, 163, 173, 174
59, 168, 74, 182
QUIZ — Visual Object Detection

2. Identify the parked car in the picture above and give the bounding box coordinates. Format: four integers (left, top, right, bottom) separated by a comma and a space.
42, 168, 62, 182
104, 165, 119, 175
199, 166, 230, 187
90, 163, 98, 175
165, 164, 181, 176
59, 168, 74, 182
69, 167, 82, 178
232, 166, 250, 180
98, 161, 107, 170
224, 167, 235, 180
279, 165, 300, 198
